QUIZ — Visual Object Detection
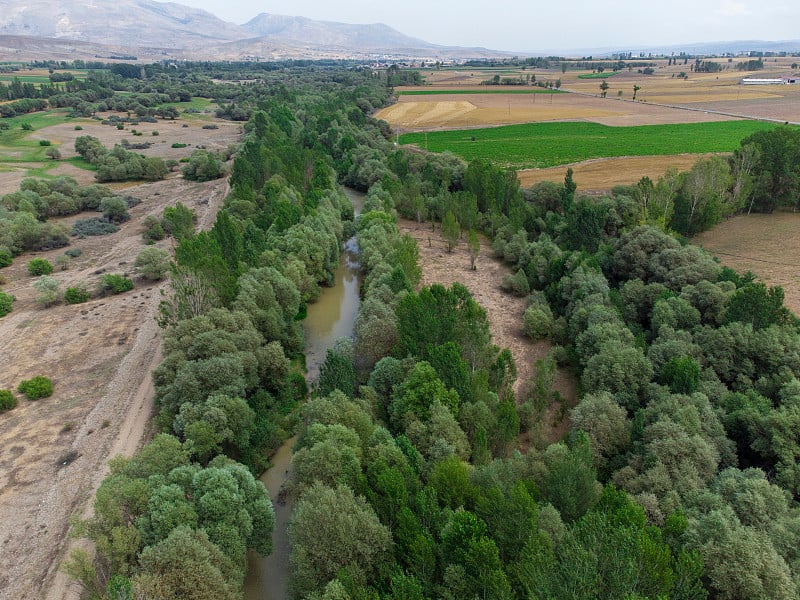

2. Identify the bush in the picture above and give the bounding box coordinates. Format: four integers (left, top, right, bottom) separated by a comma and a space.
18, 376, 53, 400
152, 130, 159, 136
64, 285, 90, 304
39, 140, 52, 146
72, 217, 120, 237
100, 196, 130, 223
0, 389, 17, 412
201, 124, 218, 130
54, 255, 70, 271
0, 292, 14, 317
0, 247, 12, 268
21, 123, 33, 131
101, 274, 134, 294
65, 247, 82, 258
134, 247, 170, 281
182, 150, 226, 182
171, 142, 188, 148
74, 125, 83, 131
142, 215, 165, 242
34, 275, 61, 306
28, 258, 54, 276
523, 305, 554, 339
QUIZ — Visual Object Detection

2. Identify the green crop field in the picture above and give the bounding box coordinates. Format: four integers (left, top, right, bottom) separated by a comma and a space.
399, 120, 783, 169
397, 88, 564, 96
577, 72, 617, 79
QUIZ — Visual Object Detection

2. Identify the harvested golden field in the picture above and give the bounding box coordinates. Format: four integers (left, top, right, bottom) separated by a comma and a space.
377, 91, 737, 131
518, 153, 717, 191
693, 212, 800, 315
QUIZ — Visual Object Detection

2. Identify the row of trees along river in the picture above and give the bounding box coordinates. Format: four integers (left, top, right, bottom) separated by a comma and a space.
66, 63, 800, 600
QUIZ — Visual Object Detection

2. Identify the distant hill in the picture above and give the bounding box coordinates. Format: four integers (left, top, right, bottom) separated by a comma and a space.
0, 0, 508, 60
242, 13, 432, 50
0, 0, 245, 49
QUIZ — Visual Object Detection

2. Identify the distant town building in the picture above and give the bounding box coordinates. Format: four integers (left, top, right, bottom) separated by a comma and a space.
740, 77, 799, 85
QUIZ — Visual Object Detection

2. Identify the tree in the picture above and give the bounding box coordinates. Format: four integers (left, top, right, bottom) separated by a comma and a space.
45, 147, 61, 160
467, 229, 480, 270
600, 80, 610, 98
441, 210, 460, 252
133, 526, 240, 600
134, 247, 170, 281
100, 196, 130, 223
289, 483, 391, 598
633, 84, 641, 100
725, 282, 790, 330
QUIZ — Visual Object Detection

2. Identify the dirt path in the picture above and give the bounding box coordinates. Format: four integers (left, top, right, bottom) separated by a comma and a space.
398, 219, 576, 445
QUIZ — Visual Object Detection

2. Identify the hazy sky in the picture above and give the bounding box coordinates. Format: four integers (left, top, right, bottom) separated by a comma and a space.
173, 0, 799, 52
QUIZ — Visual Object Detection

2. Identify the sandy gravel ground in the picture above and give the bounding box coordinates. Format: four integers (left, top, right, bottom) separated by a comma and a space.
399, 219, 577, 445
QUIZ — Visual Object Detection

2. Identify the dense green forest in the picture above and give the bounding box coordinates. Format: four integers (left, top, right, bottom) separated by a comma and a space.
57, 62, 800, 600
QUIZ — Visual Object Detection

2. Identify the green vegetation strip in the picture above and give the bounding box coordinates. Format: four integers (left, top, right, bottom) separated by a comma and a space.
397, 88, 564, 95
577, 72, 617, 79
399, 120, 782, 169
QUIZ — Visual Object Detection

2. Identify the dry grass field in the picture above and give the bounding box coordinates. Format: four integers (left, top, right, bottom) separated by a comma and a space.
0, 118, 238, 600
518, 154, 717, 190
376, 90, 738, 131
693, 212, 800, 316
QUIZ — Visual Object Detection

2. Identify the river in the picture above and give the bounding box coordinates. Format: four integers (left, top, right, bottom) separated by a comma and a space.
243, 188, 364, 600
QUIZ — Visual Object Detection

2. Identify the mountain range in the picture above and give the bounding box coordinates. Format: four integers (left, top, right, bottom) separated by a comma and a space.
0, 0, 507, 60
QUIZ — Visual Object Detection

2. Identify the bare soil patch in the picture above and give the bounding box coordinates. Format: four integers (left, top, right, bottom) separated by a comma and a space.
517, 153, 717, 191
0, 135, 235, 599
693, 212, 800, 315
398, 219, 577, 445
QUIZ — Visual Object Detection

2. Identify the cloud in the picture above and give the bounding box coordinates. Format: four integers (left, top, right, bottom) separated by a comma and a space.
716, 1, 752, 17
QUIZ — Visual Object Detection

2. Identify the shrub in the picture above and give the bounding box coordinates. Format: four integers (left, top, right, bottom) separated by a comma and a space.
39, 140, 52, 146
18, 376, 53, 400
171, 142, 188, 148
501, 268, 530, 297
65, 248, 82, 258
0, 292, 13, 317
28, 258, 54, 276
0, 389, 17, 411
100, 196, 130, 223
142, 215, 165, 242
201, 124, 218, 130
523, 305, 554, 339
64, 285, 90, 304
34, 275, 61, 306
21, 123, 33, 131
0, 247, 12, 268
74, 125, 83, 131
101, 274, 134, 294
152, 130, 159, 136
134, 247, 170, 281
45, 147, 61, 160
54, 255, 70, 271
182, 150, 226, 182
72, 217, 120, 237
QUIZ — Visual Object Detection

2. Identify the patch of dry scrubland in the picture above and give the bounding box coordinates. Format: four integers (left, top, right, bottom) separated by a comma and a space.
0, 120, 237, 600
